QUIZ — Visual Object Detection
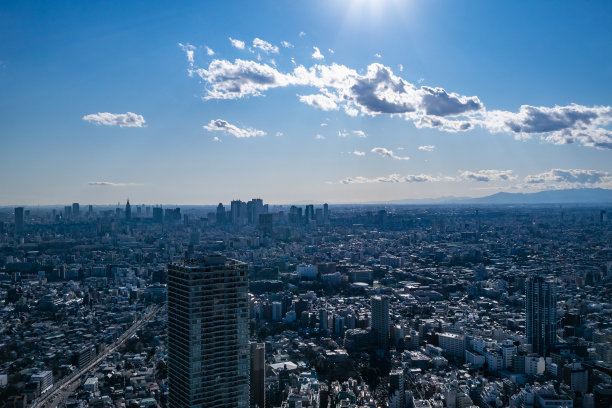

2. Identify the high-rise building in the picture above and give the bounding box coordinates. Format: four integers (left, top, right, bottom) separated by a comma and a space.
526, 276, 557, 356
167, 256, 249, 408
388, 370, 404, 408
371, 295, 390, 349
250, 342, 265, 408
152, 207, 163, 223
14, 207, 24, 236
216, 203, 226, 224
125, 200, 131, 221
72, 203, 80, 217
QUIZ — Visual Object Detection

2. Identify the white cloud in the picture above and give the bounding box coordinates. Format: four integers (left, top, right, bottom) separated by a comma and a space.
320, 123, 328, 127
229, 37, 245, 49
83, 112, 146, 128
88, 181, 138, 187
315, 134, 325, 140
312, 47, 324, 60
371, 147, 410, 160
205, 46, 215, 56
298, 93, 338, 111
340, 173, 439, 184
352, 150, 366, 157
485, 104, 612, 149
299, 31, 306, 37
374, 53, 382, 58
328, 48, 335, 54
253, 38, 279, 54
460, 169, 515, 182
338, 129, 349, 138
276, 131, 284, 137
524, 168, 610, 185
352, 130, 367, 138
398, 64, 404, 72
281, 41, 294, 48
195, 59, 294, 99
178, 42, 196, 65
418, 145, 435, 152
212, 136, 221, 142
187, 56, 612, 149
203, 118, 265, 138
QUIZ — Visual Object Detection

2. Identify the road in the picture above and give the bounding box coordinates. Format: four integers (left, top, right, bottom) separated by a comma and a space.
31, 304, 163, 408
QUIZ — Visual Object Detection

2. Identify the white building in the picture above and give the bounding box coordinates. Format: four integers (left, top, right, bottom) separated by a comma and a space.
439, 333, 465, 360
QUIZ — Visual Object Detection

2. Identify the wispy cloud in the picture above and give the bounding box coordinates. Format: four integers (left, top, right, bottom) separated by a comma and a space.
315, 134, 325, 140
178, 42, 195, 65
229, 37, 245, 49
352, 150, 365, 156
281, 41, 294, 48
83, 112, 146, 128
418, 145, 435, 152
340, 173, 440, 184
371, 147, 410, 160
205, 46, 215, 56
299, 31, 306, 37
252, 38, 279, 54
203, 118, 265, 138
352, 130, 367, 138
88, 181, 139, 187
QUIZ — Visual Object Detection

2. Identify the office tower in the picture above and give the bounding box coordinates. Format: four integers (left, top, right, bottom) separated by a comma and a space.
88, 205, 93, 215
388, 370, 404, 408
250, 343, 265, 408
72, 203, 80, 217
167, 256, 249, 408
216, 203, 226, 224
526, 276, 557, 356
247, 198, 264, 225
152, 207, 163, 223
323, 203, 329, 222
304, 204, 314, 223
125, 200, 131, 221
371, 295, 390, 349
14, 207, 24, 236
64, 205, 72, 219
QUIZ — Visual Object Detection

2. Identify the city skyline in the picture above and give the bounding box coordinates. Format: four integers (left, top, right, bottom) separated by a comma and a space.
1, 1, 611, 205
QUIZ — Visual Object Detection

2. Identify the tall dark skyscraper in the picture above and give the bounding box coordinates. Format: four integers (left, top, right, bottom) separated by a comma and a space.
125, 199, 131, 221
167, 256, 249, 408
72, 203, 80, 217
250, 342, 265, 408
526, 276, 557, 356
371, 295, 390, 349
14, 207, 24, 236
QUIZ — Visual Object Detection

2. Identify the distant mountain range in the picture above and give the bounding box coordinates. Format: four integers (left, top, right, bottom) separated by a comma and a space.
379, 188, 612, 205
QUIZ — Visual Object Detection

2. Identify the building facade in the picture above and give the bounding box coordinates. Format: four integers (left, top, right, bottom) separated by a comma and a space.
526, 276, 557, 356
167, 256, 249, 408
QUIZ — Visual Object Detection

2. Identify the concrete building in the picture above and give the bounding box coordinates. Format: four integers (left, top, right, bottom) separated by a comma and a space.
439, 333, 465, 361
250, 342, 266, 408
526, 276, 557, 356
167, 256, 249, 408
371, 295, 390, 349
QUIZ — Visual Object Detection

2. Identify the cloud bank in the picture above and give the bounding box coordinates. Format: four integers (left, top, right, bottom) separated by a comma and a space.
182, 46, 612, 149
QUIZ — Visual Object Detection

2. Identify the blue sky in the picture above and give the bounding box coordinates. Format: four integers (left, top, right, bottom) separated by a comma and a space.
1, 0, 611, 205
